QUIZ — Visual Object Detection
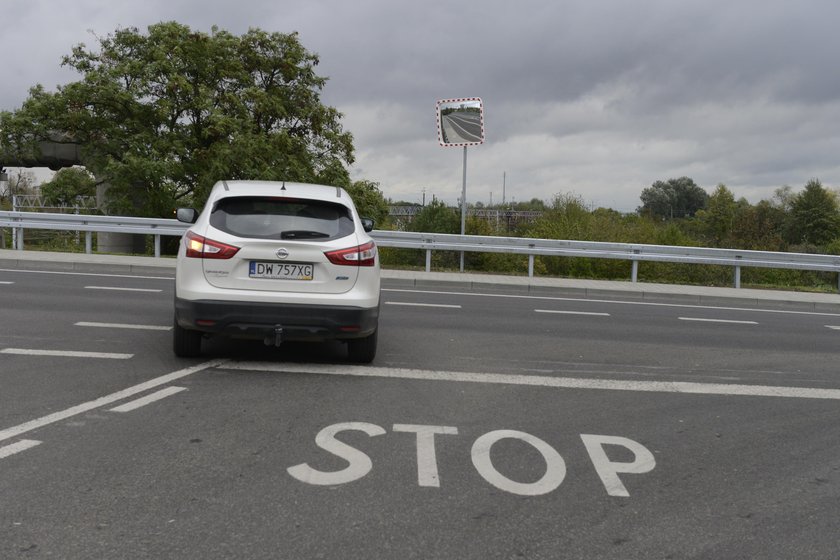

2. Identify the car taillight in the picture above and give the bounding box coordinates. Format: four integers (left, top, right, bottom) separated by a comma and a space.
184, 231, 240, 259
324, 241, 377, 267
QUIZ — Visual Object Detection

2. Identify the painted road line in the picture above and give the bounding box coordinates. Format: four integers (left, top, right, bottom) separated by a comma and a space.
678, 317, 758, 325
0, 348, 134, 359
75, 322, 172, 331
0, 440, 42, 460
0, 360, 226, 444
110, 386, 187, 413
826, 326, 840, 330
222, 362, 840, 401
385, 302, 462, 309
0, 268, 172, 280
535, 309, 610, 317
0, 281, 14, 285
382, 288, 840, 318
84, 286, 162, 293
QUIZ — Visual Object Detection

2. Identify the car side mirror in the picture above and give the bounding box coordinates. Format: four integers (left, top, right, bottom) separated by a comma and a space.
361, 218, 375, 232
176, 208, 198, 224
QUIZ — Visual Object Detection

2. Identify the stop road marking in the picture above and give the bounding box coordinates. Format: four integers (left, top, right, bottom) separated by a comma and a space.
287, 422, 656, 497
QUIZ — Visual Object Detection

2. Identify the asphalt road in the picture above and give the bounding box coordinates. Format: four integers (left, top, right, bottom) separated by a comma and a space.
1, 266, 839, 559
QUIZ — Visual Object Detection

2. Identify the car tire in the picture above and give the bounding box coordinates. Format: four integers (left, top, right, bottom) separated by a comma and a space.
173, 317, 202, 357
347, 329, 377, 363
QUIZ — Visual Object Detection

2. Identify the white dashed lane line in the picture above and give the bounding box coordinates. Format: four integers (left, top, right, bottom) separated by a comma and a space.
109, 386, 187, 413
0, 440, 42, 459
826, 326, 840, 330
75, 322, 172, 331
0, 360, 225, 446
84, 286, 162, 293
0, 281, 14, 285
535, 309, 611, 317
678, 317, 759, 325
0, 348, 134, 359
385, 302, 462, 309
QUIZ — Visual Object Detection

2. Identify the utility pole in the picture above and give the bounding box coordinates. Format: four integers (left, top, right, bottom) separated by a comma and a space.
502, 171, 506, 205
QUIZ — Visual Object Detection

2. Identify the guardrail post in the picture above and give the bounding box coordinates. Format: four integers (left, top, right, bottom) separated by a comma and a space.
85, 232, 92, 254
154, 235, 161, 258
0, 227, 5, 249
734, 256, 742, 288
425, 249, 431, 272
16, 227, 24, 251
527, 245, 536, 278
631, 250, 640, 282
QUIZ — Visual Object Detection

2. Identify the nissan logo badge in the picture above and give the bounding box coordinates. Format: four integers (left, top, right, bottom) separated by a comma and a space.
275, 248, 290, 259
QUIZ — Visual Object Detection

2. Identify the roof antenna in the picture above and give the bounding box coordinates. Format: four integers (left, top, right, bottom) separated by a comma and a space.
222, 180, 230, 191
281, 181, 286, 191
336, 185, 341, 198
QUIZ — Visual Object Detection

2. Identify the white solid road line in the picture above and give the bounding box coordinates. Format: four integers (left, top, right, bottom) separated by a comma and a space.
1, 348, 134, 359
678, 317, 758, 325
75, 322, 172, 331
385, 302, 462, 309
0, 440, 42, 460
84, 286, 162, 293
0, 360, 225, 444
109, 386, 187, 413
535, 309, 610, 316
222, 362, 840, 401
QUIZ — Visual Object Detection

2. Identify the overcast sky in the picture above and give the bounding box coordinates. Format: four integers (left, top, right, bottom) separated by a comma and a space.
3, 0, 839, 211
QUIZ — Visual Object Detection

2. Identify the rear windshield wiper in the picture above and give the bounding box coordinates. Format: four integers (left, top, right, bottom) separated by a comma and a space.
280, 230, 330, 239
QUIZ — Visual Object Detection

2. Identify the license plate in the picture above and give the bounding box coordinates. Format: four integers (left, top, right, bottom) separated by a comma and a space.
249, 261, 313, 280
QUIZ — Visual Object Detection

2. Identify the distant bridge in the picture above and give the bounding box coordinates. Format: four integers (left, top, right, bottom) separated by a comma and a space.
388, 205, 543, 227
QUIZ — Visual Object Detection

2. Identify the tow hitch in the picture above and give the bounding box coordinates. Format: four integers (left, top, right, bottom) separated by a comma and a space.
264, 325, 284, 347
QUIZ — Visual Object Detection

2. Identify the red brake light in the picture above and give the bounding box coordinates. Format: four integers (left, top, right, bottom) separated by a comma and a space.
324, 241, 377, 267
184, 231, 240, 259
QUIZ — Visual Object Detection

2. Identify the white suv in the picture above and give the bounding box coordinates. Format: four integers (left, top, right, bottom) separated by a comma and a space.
174, 180, 380, 362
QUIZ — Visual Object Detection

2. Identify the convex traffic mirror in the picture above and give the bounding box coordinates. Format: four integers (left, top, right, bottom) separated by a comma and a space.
436, 97, 485, 146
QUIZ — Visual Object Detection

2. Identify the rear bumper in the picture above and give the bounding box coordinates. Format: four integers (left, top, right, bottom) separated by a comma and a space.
175, 297, 379, 341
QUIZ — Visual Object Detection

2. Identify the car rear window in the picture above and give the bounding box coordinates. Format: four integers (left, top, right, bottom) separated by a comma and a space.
210, 196, 355, 240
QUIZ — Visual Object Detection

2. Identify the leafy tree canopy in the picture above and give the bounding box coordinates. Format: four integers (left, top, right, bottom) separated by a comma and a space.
345, 179, 389, 227
40, 167, 97, 207
695, 184, 737, 245
0, 22, 354, 216
410, 197, 459, 233
638, 176, 708, 219
785, 179, 840, 246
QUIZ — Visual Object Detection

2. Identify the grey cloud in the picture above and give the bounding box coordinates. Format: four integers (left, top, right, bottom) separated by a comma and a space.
2, 0, 839, 211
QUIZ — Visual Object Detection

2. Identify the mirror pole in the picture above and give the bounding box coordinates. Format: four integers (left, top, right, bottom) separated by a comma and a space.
460, 145, 468, 272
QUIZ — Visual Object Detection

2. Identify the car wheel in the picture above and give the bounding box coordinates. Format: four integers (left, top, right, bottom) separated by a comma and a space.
173, 317, 202, 357
347, 329, 377, 363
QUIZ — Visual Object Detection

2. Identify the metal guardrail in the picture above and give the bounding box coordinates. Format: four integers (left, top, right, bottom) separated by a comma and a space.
0, 211, 186, 257
2, 210, 839, 291
374, 231, 840, 291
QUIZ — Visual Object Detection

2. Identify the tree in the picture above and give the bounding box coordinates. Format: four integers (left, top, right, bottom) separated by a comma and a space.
345, 180, 389, 227
0, 169, 37, 208
411, 197, 459, 233
696, 184, 737, 245
40, 167, 96, 207
784, 179, 840, 246
0, 22, 354, 216
638, 177, 708, 220
730, 199, 786, 251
